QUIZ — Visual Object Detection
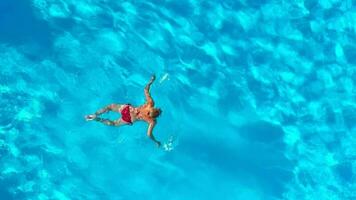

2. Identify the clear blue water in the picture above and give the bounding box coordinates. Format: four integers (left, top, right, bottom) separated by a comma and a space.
0, 0, 355, 199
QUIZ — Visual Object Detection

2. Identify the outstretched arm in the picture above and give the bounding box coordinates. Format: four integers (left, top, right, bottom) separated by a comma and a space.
144, 75, 155, 106
147, 121, 161, 147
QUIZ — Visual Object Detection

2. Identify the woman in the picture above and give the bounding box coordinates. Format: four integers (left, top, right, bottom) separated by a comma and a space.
85, 75, 162, 147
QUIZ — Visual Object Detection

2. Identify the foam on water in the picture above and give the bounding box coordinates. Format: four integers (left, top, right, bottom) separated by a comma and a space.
0, 0, 355, 199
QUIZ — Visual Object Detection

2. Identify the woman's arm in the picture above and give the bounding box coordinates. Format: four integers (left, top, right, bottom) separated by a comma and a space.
147, 121, 161, 147
144, 75, 155, 106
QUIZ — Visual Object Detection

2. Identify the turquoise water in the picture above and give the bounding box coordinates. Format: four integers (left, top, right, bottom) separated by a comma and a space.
0, 0, 355, 199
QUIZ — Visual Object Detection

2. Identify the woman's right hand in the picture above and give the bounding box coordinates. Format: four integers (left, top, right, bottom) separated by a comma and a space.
150, 75, 156, 82
85, 114, 97, 121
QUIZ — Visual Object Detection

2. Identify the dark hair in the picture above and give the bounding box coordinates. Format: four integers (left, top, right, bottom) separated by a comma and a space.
150, 108, 162, 118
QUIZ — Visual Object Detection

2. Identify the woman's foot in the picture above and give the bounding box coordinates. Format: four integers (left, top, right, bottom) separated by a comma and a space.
85, 114, 97, 121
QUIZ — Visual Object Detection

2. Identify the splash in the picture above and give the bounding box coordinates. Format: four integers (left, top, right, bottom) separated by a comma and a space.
162, 135, 177, 152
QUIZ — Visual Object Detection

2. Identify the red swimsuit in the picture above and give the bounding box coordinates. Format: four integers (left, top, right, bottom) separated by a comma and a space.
121, 105, 132, 124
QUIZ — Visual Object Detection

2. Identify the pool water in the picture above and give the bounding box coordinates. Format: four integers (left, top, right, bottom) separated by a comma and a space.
0, 0, 355, 199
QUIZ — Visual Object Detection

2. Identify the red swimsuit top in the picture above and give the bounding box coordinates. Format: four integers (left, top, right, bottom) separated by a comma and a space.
121, 105, 132, 124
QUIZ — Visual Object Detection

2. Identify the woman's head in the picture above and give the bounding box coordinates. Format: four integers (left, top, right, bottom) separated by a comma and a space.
149, 108, 162, 118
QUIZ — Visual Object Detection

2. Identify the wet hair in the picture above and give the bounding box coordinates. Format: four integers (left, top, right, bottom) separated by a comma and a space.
150, 108, 162, 118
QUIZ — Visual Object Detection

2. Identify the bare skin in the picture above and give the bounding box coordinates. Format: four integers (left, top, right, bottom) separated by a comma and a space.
85, 75, 161, 147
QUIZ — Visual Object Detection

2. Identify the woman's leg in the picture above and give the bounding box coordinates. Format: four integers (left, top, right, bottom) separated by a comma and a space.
85, 104, 121, 121
94, 118, 126, 126
94, 104, 119, 115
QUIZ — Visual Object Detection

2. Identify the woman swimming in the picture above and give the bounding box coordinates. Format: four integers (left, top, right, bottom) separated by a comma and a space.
85, 75, 162, 147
